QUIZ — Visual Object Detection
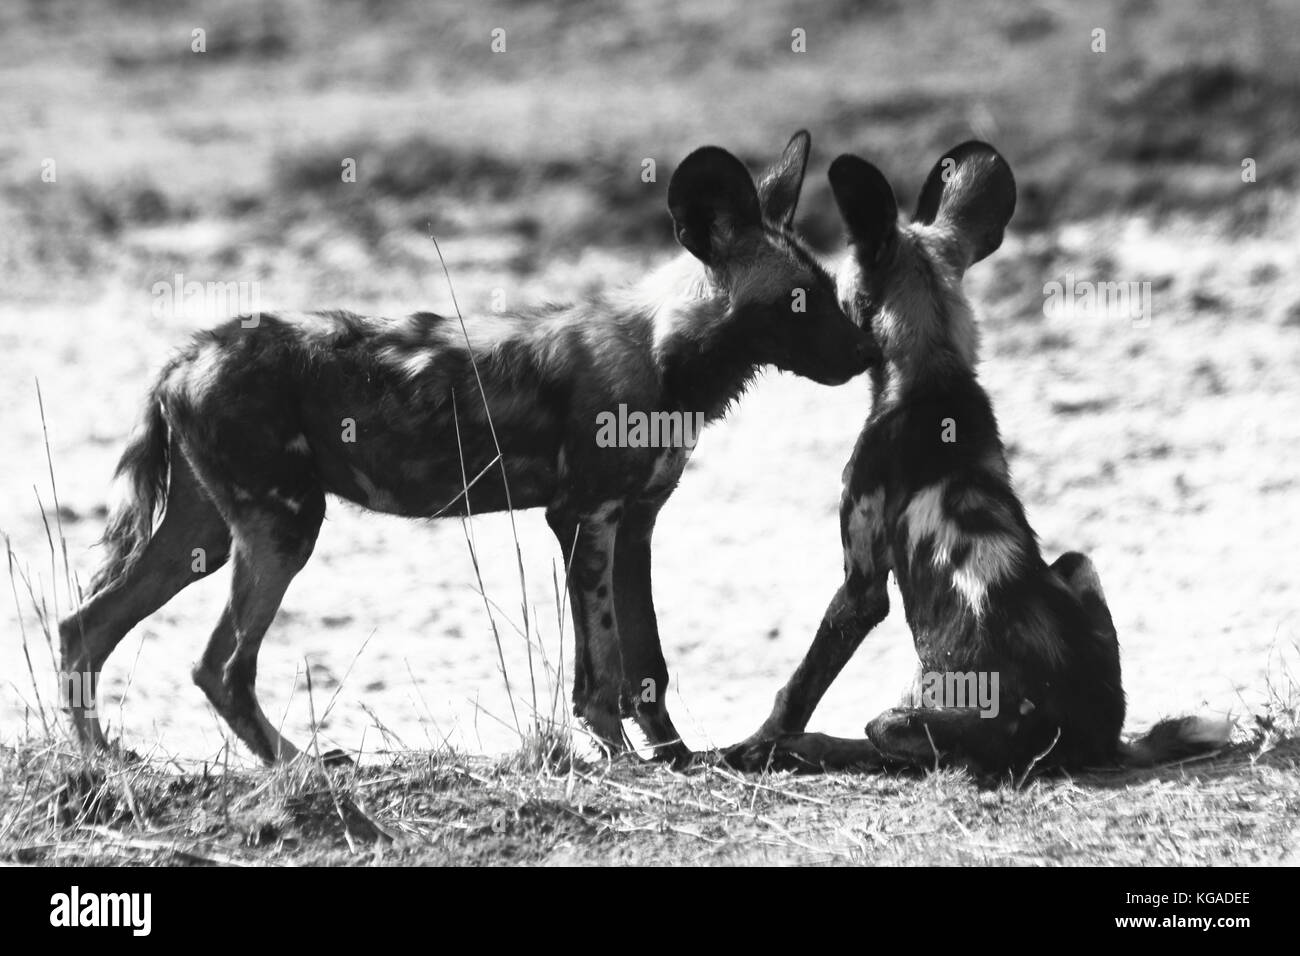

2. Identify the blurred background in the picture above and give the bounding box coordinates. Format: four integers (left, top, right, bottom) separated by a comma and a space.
2, 0, 1298, 762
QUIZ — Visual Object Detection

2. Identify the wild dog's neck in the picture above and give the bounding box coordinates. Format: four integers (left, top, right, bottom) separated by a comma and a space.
870, 284, 980, 414
641, 257, 762, 422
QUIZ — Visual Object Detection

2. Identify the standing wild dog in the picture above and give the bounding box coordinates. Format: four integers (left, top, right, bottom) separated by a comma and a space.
726, 143, 1228, 777
59, 132, 877, 767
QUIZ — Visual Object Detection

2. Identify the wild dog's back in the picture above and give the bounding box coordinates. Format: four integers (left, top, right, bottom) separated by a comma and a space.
155, 309, 568, 517
154, 304, 680, 518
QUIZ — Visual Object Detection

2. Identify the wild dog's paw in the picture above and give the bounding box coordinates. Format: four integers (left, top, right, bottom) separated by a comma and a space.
721, 734, 835, 773
865, 707, 912, 735
865, 707, 914, 741
719, 736, 779, 772
648, 739, 696, 770
865, 708, 935, 763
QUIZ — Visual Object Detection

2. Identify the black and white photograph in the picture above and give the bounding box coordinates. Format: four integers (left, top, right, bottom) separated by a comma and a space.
0, 0, 1297, 893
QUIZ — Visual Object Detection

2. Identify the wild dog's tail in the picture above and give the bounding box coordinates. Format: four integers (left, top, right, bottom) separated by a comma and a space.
1119, 715, 1232, 767
86, 384, 171, 597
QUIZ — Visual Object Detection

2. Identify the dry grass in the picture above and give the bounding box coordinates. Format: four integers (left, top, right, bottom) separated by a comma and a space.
3, 710, 1298, 865
8, 429, 1297, 867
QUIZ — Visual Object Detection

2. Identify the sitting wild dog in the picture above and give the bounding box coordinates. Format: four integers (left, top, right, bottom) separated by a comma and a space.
58, 132, 878, 767
726, 143, 1228, 777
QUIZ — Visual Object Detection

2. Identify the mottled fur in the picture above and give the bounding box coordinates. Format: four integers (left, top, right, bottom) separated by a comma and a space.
60, 133, 877, 766
728, 143, 1228, 777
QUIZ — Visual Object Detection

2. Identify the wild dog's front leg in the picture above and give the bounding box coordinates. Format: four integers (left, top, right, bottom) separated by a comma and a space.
725, 732, 887, 773
727, 572, 889, 760
723, 577, 888, 772
726, 485, 892, 770
546, 501, 627, 755
612, 498, 692, 766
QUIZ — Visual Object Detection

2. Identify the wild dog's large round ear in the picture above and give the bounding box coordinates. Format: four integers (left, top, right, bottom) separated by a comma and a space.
667, 146, 762, 266
913, 141, 1016, 268
828, 154, 898, 264
756, 129, 811, 229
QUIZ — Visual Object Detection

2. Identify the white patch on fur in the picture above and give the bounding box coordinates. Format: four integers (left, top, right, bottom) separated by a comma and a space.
640, 254, 724, 356
844, 226, 982, 401
833, 253, 862, 314
904, 482, 1022, 618
953, 540, 1022, 618
916, 224, 981, 365
285, 434, 311, 454
289, 311, 349, 340
378, 344, 433, 379
845, 489, 886, 576
650, 295, 720, 357
944, 292, 979, 367
880, 359, 906, 408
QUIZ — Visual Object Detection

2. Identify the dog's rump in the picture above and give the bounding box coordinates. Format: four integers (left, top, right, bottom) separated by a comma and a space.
156, 310, 570, 517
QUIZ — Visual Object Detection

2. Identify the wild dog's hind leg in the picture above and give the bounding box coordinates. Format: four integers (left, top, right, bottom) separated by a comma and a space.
1048, 550, 1126, 762
191, 485, 325, 764
60, 451, 232, 751
1049, 551, 1116, 641
863, 555, 1120, 778
865, 706, 1027, 776
547, 500, 627, 755
612, 497, 691, 766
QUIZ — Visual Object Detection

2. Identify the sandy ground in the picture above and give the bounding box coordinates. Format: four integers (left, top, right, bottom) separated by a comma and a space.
4, 205, 1299, 764
2, 0, 1298, 767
